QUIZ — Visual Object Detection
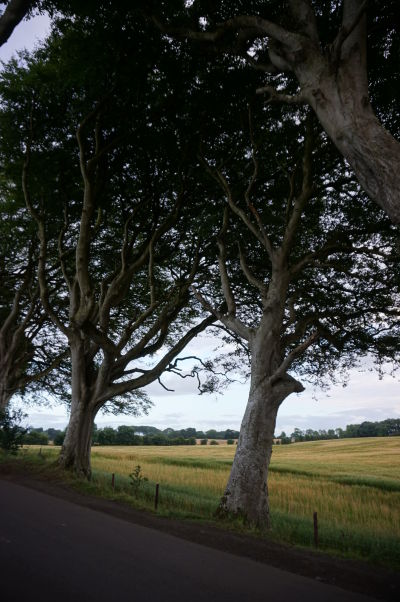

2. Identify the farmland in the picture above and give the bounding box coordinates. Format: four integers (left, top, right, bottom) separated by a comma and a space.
21, 437, 400, 568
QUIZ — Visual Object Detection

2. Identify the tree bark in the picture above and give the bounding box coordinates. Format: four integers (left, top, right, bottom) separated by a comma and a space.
58, 337, 96, 478
293, 9, 400, 223
217, 317, 304, 529
0, 0, 33, 47
58, 400, 96, 478
303, 73, 400, 224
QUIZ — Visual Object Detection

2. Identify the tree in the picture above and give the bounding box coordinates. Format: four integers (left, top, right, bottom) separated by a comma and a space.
0, 13, 218, 477
291, 428, 305, 443
150, 0, 400, 223
192, 102, 400, 527
115, 425, 136, 446
23, 428, 48, 444
97, 427, 116, 446
53, 429, 65, 445
0, 406, 27, 453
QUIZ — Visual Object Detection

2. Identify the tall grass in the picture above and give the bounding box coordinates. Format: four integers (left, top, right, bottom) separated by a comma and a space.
21, 437, 400, 568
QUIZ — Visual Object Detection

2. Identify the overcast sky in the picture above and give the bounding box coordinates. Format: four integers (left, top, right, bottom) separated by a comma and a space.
2, 12, 400, 435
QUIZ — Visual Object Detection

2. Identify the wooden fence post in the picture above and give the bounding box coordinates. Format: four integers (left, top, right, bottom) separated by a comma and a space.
313, 511, 318, 548
155, 483, 159, 510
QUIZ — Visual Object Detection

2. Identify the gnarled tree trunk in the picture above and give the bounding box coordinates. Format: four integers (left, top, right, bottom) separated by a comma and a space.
59, 399, 96, 478
218, 316, 304, 529
58, 337, 96, 478
218, 375, 303, 529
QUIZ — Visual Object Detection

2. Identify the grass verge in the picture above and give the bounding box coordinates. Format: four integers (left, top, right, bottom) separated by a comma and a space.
1, 447, 399, 572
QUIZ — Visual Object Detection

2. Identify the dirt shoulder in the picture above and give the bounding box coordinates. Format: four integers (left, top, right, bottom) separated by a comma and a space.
1, 463, 399, 601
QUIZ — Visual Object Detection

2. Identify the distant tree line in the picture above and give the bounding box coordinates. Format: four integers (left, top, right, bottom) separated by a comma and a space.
21, 425, 240, 446
277, 419, 400, 444
19, 419, 400, 447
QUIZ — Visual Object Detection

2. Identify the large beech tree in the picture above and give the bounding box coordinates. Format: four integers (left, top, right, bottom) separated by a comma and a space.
193, 104, 400, 528
149, 0, 400, 223
0, 17, 217, 477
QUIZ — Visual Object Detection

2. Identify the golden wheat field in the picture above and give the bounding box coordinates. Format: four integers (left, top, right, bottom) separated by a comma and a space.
90, 437, 400, 540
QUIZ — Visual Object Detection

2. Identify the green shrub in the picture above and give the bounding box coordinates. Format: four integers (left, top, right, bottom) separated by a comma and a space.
210, 440, 219, 445
53, 431, 66, 446
0, 408, 27, 454
129, 465, 148, 497
23, 431, 49, 445
200, 438, 208, 445
227, 439, 234, 445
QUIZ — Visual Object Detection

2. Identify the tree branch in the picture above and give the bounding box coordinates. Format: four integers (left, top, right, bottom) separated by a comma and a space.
331, 0, 367, 66
238, 241, 267, 296
0, 0, 32, 47
191, 286, 253, 342
152, 14, 304, 53
217, 207, 236, 315
288, 0, 319, 44
96, 314, 216, 404
270, 329, 320, 385
281, 117, 314, 258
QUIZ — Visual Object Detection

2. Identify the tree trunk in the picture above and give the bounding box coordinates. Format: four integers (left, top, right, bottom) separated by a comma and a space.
58, 401, 96, 478
218, 332, 304, 529
58, 337, 96, 478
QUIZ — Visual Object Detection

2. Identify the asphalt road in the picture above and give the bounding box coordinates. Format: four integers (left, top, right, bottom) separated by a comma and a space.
0, 480, 378, 602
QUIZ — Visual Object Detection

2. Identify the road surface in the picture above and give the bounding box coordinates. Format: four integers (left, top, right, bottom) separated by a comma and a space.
0, 479, 378, 602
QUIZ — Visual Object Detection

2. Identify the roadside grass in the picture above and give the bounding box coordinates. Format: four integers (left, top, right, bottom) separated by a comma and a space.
1, 437, 400, 570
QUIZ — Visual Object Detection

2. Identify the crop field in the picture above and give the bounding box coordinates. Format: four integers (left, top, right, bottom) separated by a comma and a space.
25, 437, 400, 567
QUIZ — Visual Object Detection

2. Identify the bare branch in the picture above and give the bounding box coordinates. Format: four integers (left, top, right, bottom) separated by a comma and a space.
57, 203, 72, 292
120, 210, 138, 273
18, 349, 69, 386
238, 242, 267, 296
217, 207, 236, 315
97, 314, 216, 404
281, 117, 314, 258
116, 301, 161, 353
191, 286, 252, 342
243, 106, 275, 260
157, 377, 174, 392
148, 238, 156, 306
270, 329, 320, 384
200, 155, 274, 258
